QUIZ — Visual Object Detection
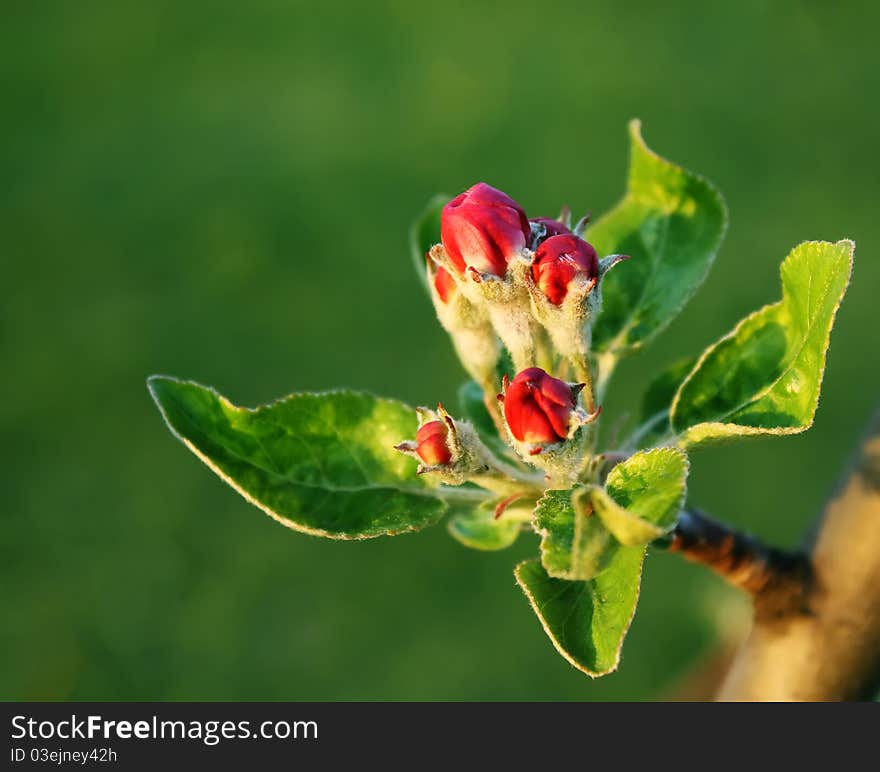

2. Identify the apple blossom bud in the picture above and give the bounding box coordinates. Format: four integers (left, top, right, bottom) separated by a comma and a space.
502, 367, 580, 444
433, 266, 457, 304
531, 234, 599, 306
395, 405, 524, 489
441, 182, 531, 277
415, 420, 452, 466
530, 217, 572, 240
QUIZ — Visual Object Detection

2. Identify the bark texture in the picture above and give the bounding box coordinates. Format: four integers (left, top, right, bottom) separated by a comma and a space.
717, 412, 880, 701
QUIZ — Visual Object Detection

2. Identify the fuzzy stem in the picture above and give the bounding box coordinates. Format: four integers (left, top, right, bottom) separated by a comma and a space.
480, 378, 507, 436
434, 485, 495, 502
594, 349, 618, 403
620, 409, 669, 451
572, 354, 597, 415
479, 449, 546, 490
535, 328, 556, 374
486, 305, 536, 373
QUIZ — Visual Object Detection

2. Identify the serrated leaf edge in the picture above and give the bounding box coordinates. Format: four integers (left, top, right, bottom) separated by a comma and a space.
595, 119, 729, 355
514, 558, 643, 678
531, 488, 581, 581
597, 447, 689, 544
669, 239, 855, 448
147, 375, 484, 540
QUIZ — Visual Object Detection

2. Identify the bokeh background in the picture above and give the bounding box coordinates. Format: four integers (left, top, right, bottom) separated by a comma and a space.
3, 0, 878, 700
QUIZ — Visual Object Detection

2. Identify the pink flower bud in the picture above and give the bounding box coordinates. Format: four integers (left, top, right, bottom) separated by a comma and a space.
502, 367, 578, 444
441, 183, 531, 277
433, 266, 457, 304
415, 420, 452, 466
531, 234, 599, 305
530, 217, 572, 239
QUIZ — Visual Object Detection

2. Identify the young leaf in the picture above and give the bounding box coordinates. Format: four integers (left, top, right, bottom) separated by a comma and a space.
148, 376, 483, 539
410, 194, 449, 293
589, 489, 665, 546
594, 447, 689, 546
534, 490, 617, 581
515, 552, 644, 677
494, 345, 515, 384
590, 120, 728, 355
458, 380, 497, 437
630, 356, 698, 447
671, 240, 854, 448
447, 506, 524, 551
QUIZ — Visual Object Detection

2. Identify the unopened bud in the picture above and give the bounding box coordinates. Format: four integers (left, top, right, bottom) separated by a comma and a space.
532, 234, 599, 306
415, 420, 452, 466
530, 216, 572, 240
501, 367, 580, 444
441, 183, 531, 277
498, 367, 600, 485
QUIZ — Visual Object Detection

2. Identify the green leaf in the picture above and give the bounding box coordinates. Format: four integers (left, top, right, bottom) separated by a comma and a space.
535, 448, 687, 578
494, 345, 515, 383
409, 194, 449, 292
533, 490, 576, 576
458, 380, 501, 443
515, 552, 645, 677
632, 356, 698, 447
670, 240, 854, 448
590, 448, 688, 546
533, 489, 617, 581
590, 489, 662, 545
447, 506, 524, 551
148, 376, 481, 539
591, 120, 728, 354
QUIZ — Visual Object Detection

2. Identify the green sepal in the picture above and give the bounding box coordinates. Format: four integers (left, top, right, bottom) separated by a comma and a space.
410, 194, 449, 293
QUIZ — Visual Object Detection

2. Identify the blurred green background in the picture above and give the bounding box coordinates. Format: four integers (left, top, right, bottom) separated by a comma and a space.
2, 0, 878, 700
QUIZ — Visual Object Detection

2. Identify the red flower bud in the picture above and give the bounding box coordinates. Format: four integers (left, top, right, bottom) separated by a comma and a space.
530, 217, 571, 239
502, 367, 578, 444
415, 420, 452, 466
441, 182, 531, 277
531, 234, 599, 305
433, 266, 457, 304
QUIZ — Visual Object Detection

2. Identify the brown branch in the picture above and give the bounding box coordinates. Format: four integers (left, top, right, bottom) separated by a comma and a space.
714, 409, 880, 701
668, 509, 812, 620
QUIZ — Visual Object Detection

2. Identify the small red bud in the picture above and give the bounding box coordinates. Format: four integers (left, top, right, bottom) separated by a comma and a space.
530, 217, 572, 239
503, 367, 578, 444
441, 183, 531, 277
433, 266, 457, 303
531, 234, 599, 305
415, 420, 452, 466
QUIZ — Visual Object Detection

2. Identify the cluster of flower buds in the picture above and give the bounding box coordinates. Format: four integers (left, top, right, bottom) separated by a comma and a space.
402, 181, 627, 489
395, 366, 598, 489
426, 182, 627, 391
